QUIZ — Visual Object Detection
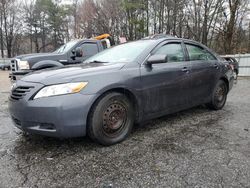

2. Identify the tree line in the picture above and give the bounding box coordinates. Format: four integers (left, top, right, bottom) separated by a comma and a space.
0, 0, 249, 58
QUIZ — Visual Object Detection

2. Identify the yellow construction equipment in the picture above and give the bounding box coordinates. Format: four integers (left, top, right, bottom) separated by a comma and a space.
94, 34, 111, 40
93, 34, 114, 49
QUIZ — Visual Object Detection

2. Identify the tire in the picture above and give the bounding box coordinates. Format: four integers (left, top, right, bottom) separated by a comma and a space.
206, 80, 228, 110
88, 92, 134, 145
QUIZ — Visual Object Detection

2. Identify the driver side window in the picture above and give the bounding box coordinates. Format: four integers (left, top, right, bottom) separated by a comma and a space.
154, 43, 185, 63
78, 43, 99, 57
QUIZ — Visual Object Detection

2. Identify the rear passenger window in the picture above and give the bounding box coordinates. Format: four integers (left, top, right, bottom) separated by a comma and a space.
186, 44, 217, 61
154, 43, 184, 63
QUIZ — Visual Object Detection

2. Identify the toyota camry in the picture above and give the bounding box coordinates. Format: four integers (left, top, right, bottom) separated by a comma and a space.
9, 36, 234, 145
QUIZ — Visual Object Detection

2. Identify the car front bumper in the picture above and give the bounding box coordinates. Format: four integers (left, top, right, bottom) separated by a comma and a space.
9, 70, 32, 81
8, 81, 97, 138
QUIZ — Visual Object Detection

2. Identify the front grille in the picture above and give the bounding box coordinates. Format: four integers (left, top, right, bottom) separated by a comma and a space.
11, 59, 18, 71
10, 86, 34, 100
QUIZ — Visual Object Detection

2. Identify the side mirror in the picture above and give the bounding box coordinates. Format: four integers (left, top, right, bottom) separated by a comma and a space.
73, 47, 83, 57
147, 54, 168, 65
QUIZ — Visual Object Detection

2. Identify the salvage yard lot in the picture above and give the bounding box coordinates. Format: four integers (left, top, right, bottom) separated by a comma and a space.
0, 70, 249, 187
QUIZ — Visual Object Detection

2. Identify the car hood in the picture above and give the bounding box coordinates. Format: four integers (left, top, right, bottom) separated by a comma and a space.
21, 62, 125, 85
15, 53, 61, 61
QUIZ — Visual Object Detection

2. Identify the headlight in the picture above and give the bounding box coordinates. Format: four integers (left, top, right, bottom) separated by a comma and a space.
34, 82, 88, 99
17, 60, 30, 70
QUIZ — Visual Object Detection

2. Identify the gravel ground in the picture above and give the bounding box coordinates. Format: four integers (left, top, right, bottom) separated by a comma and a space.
0, 70, 250, 188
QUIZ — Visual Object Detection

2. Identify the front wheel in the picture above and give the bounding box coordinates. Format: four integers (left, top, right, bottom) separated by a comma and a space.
88, 92, 134, 145
206, 80, 228, 110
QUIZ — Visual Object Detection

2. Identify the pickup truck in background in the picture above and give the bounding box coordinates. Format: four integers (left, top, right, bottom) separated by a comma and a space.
0, 60, 10, 70
9, 34, 114, 81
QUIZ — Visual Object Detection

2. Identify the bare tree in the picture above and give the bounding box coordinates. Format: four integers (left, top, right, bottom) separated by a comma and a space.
0, 0, 22, 57
0, 4, 4, 58
224, 0, 241, 53
0, 0, 249, 56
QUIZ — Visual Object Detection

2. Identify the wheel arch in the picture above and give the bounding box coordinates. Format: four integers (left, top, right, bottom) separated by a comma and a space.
31, 60, 64, 70
87, 87, 140, 125
219, 76, 229, 93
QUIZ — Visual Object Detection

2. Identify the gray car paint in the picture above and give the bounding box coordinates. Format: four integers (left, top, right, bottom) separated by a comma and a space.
8, 38, 234, 138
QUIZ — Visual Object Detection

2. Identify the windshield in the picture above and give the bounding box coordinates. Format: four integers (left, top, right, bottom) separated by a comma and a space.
54, 40, 79, 53
84, 40, 154, 64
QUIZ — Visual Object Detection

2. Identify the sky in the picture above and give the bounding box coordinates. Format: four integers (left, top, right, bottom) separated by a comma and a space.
59, 0, 73, 5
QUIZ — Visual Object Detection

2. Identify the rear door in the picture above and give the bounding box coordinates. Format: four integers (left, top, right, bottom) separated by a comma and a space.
184, 42, 220, 105
140, 41, 193, 117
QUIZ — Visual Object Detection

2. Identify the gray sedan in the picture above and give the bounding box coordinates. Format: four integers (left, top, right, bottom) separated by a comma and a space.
9, 36, 234, 145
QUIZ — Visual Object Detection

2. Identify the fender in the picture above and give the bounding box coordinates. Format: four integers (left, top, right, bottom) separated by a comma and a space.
91, 84, 143, 123
31, 60, 64, 70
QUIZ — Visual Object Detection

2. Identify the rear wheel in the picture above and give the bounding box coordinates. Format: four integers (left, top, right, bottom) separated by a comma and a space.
88, 92, 134, 145
207, 80, 228, 110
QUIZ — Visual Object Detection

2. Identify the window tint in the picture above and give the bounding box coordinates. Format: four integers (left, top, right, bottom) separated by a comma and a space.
186, 44, 216, 61
79, 43, 99, 56
154, 43, 184, 62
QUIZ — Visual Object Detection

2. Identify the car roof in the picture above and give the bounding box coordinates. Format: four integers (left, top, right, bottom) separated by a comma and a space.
140, 36, 205, 48
68, 39, 99, 43
143, 34, 177, 40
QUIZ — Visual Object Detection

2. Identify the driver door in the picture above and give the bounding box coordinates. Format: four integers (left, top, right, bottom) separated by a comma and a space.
140, 41, 192, 117
68, 42, 99, 64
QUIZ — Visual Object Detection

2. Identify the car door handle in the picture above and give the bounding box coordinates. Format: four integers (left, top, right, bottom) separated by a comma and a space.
182, 67, 189, 73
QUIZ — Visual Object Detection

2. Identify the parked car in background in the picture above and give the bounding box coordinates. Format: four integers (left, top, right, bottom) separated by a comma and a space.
0, 62, 5, 70
9, 34, 114, 81
221, 56, 239, 80
0, 61, 10, 70
9, 36, 234, 145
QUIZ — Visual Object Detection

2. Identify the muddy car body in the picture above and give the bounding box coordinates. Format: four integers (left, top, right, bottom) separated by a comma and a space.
9, 37, 234, 145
